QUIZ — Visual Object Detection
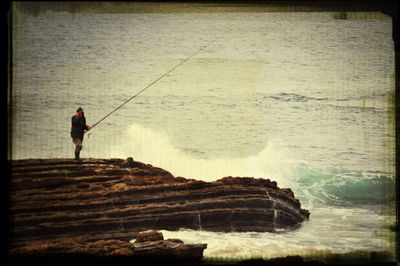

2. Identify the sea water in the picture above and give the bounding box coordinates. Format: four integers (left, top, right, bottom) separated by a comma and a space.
11, 8, 396, 260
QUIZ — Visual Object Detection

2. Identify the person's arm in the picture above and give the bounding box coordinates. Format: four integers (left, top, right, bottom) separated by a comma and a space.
83, 117, 92, 131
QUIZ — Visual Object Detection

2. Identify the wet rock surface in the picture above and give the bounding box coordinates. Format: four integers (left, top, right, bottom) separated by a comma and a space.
9, 230, 207, 260
9, 158, 309, 251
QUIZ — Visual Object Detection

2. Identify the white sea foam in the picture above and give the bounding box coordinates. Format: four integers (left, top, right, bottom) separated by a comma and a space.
158, 206, 396, 260
109, 123, 395, 209
109, 123, 301, 182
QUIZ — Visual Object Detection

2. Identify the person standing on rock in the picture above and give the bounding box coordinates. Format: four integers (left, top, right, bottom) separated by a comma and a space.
71, 107, 92, 160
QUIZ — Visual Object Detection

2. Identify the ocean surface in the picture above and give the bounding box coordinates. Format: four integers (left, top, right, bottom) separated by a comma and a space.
12, 8, 396, 260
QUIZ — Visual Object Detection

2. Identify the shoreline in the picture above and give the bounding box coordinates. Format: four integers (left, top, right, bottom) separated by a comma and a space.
7, 158, 396, 264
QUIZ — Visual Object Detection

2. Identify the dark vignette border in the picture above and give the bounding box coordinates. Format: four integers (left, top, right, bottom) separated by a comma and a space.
3, 0, 399, 265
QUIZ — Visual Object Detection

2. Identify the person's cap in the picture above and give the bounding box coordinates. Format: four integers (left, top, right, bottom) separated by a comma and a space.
76, 107, 84, 112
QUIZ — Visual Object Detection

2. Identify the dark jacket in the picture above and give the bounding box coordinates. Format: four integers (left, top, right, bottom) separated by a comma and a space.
71, 115, 89, 140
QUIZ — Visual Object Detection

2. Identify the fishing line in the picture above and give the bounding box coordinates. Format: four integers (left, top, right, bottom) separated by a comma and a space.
87, 35, 221, 133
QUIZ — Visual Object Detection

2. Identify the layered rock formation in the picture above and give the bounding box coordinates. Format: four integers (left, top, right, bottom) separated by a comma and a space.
9, 229, 207, 260
9, 157, 309, 250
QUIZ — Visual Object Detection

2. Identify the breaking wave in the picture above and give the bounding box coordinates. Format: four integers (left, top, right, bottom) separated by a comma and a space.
110, 124, 395, 209
291, 165, 395, 207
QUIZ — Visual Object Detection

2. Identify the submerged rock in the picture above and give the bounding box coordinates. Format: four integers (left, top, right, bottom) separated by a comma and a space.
9, 157, 310, 250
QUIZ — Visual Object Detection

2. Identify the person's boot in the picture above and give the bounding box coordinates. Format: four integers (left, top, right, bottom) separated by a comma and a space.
75, 151, 81, 160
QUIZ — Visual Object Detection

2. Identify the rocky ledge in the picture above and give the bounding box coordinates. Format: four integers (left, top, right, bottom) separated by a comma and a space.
9, 157, 309, 251
9, 229, 207, 260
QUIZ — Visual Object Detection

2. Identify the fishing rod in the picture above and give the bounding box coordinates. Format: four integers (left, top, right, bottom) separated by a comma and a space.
86, 36, 221, 134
